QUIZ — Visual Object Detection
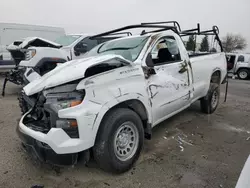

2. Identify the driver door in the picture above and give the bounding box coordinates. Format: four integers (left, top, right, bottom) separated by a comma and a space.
146, 36, 193, 126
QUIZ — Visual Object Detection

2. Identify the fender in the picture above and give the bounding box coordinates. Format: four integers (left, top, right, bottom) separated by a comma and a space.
87, 92, 152, 146
58, 92, 152, 149
211, 67, 224, 84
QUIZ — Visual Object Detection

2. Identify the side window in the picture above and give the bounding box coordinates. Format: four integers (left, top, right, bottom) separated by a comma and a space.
237, 55, 245, 62
74, 37, 98, 56
151, 36, 181, 65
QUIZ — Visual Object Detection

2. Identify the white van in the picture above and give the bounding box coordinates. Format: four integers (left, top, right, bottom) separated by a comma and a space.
0, 23, 65, 70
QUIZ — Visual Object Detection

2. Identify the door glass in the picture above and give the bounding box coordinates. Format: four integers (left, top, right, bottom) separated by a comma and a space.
152, 36, 181, 65
237, 55, 245, 62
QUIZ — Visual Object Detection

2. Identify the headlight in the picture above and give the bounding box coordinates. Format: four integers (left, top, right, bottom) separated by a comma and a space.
58, 100, 82, 109
25, 49, 36, 60
50, 99, 82, 112
56, 119, 78, 128
44, 90, 84, 112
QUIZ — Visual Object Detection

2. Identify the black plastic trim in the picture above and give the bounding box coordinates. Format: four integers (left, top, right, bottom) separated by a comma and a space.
16, 125, 78, 166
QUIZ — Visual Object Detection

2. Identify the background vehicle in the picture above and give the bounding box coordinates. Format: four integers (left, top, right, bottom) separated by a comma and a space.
17, 21, 227, 173
0, 23, 65, 70
226, 53, 250, 80
1, 33, 126, 96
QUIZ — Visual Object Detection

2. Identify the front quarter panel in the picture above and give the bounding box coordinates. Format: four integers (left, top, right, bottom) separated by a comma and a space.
58, 64, 152, 150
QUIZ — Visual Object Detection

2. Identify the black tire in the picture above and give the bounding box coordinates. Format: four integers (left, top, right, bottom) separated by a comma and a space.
200, 83, 220, 114
18, 91, 29, 115
93, 108, 144, 173
237, 69, 249, 80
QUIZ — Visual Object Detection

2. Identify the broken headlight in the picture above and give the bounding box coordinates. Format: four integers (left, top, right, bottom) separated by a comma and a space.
44, 89, 85, 138
25, 49, 36, 60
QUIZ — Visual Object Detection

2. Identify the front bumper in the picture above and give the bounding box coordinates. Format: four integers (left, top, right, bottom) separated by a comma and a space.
18, 107, 97, 154
16, 124, 77, 166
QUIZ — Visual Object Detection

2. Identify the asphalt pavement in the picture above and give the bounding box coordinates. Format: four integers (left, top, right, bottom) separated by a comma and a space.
0, 77, 249, 188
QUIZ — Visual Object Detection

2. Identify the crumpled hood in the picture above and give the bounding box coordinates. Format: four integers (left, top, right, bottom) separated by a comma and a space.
7, 37, 62, 51
24, 54, 132, 96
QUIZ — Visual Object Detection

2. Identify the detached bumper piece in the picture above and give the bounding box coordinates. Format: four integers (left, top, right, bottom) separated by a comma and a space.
2, 67, 25, 96
17, 125, 78, 166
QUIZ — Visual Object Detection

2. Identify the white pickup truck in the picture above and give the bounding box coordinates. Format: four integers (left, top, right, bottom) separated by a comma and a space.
2, 34, 121, 96
17, 22, 227, 173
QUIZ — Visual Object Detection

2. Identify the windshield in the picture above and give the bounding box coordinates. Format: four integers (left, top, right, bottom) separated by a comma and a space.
85, 36, 149, 62
54, 35, 81, 46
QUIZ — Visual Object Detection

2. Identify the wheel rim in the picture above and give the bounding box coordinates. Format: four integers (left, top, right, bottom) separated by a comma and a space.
239, 71, 248, 79
114, 121, 139, 161
211, 90, 219, 109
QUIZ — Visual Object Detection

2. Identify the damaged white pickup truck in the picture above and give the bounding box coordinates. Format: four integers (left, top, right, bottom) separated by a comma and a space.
17, 22, 227, 173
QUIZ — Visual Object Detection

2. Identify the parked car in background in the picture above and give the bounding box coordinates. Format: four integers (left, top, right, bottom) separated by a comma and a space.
0, 23, 65, 70
1, 33, 127, 96
226, 53, 250, 80
17, 22, 227, 173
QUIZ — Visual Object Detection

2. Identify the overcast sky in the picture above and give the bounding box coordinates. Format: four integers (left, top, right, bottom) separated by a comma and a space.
1, 0, 250, 51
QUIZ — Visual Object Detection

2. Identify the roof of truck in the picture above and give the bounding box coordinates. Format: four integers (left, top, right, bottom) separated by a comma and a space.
66, 33, 95, 37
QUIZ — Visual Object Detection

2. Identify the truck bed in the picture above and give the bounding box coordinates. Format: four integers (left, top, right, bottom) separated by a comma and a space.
189, 52, 227, 101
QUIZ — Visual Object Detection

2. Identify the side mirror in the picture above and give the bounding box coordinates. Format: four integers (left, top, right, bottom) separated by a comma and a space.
74, 43, 88, 56
74, 51, 80, 56
145, 53, 154, 67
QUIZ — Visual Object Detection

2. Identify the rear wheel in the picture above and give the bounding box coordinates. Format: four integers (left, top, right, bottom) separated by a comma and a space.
200, 83, 220, 114
93, 108, 144, 173
237, 69, 249, 80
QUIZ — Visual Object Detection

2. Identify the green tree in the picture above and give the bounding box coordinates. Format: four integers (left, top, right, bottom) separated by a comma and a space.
199, 36, 209, 52
186, 35, 196, 51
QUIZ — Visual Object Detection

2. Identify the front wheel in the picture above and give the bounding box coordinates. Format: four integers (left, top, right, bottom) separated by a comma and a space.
237, 69, 249, 80
93, 108, 144, 173
200, 83, 220, 114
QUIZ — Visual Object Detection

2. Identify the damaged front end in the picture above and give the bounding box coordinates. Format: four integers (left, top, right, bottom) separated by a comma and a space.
2, 51, 27, 96
17, 54, 134, 165
18, 83, 85, 166
2, 37, 62, 96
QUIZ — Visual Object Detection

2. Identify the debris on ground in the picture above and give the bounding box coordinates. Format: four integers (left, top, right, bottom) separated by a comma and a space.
30, 185, 44, 188
202, 155, 208, 159
179, 145, 184, 152
177, 135, 193, 146
104, 182, 110, 186
3, 171, 8, 174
